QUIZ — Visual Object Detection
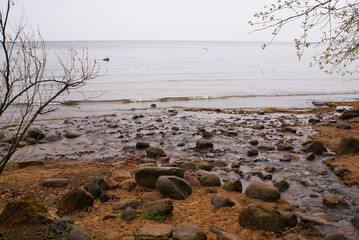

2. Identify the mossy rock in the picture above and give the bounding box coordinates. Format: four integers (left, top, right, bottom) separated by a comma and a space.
0, 194, 53, 228
56, 187, 94, 213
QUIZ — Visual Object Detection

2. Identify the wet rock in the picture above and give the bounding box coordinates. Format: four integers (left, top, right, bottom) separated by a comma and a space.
249, 140, 258, 146
214, 160, 228, 168
41, 178, 69, 188
121, 207, 137, 221
17, 160, 44, 169
57, 187, 94, 213
323, 194, 348, 208
274, 180, 290, 192
113, 199, 141, 210
172, 223, 207, 240
140, 192, 164, 203
202, 131, 213, 139
196, 138, 213, 149
223, 178, 242, 192
336, 123, 351, 129
200, 173, 221, 187
306, 153, 315, 160
135, 224, 173, 240
135, 167, 184, 188
136, 142, 150, 149
146, 146, 165, 158
238, 203, 285, 233
337, 136, 359, 155
302, 141, 327, 155
231, 161, 241, 169
216, 231, 241, 240
279, 210, 298, 227
323, 234, 348, 240
334, 168, 351, 178
62, 225, 90, 240
197, 162, 214, 171
247, 149, 258, 157
245, 181, 281, 202
312, 101, 325, 107
252, 125, 264, 130
258, 144, 275, 151
156, 175, 192, 200
39, 134, 62, 143
277, 144, 294, 151
63, 129, 81, 139
27, 128, 45, 140
298, 214, 335, 226
180, 161, 196, 171
350, 215, 359, 229
120, 179, 137, 191
211, 194, 235, 209
264, 166, 275, 172
339, 109, 359, 120
308, 117, 321, 123
282, 127, 297, 134
0, 195, 53, 227
139, 199, 173, 216
299, 178, 313, 187
100, 176, 118, 190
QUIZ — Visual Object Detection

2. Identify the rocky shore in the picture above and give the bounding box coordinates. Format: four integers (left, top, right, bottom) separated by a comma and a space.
0, 102, 358, 240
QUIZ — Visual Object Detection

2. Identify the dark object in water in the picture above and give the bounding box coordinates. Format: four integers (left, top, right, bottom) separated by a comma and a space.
103, 57, 110, 61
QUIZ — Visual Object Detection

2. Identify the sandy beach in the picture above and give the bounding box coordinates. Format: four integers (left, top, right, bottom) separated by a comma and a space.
0, 101, 359, 240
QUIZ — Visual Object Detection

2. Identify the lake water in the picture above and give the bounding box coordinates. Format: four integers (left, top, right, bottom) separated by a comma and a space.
46, 41, 359, 110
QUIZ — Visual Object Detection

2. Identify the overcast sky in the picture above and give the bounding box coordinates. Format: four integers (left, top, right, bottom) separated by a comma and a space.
6, 0, 296, 42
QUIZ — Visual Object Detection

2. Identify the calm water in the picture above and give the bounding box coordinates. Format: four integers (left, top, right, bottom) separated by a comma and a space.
46, 41, 359, 109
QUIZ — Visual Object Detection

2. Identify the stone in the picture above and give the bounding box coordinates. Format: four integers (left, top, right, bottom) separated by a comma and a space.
339, 109, 359, 120
100, 176, 118, 190
273, 180, 290, 192
41, 178, 69, 188
180, 161, 196, 171
184, 175, 200, 187
113, 199, 141, 211
308, 117, 321, 123
100, 194, 111, 203
350, 215, 359, 229
136, 142, 150, 149
200, 173, 221, 187
197, 162, 214, 171
211, 194, 235, 209
112, 170, 131, 181
247, 149, 258, 157
156, 175, 192, 200
323, 194, 348, 208
172, 223, 207, 240
17, 160, 44, 169
56, 187, 94, 213
249, 140, 259, 145
27, 128, 45, 140
282, 127, 297, 134
102, 214, 118, 221
146, 146, 165, 158
264, 166, 275, 172
306, 153, 315, 160
87, 181, 103, 199
302, 141, 327, 155
0, 195, 53, 228
62, 225, 90, 240
63, 129, 81, 139
298, 214, 335, 225
337, 136, 359, 155
323, 234, 348, 240
245, 181, 281, 202
139, 199, 173, 216
277, 144, 294, 151
136, 224, 173, 240
238, 203, 285, 233
279, 210, 298, 227
223, 178, 242, 192
135, 167, 184, 188
51, 217, 75, 232
198, 188, 218, 196
216, 232, 241, 240
140, 192, 165, 203
258, 144, 275, 151
202, 131, 213, 139
214, 160, 228, 168
251, 125, 264, 129
121, 207, 137, 221
39, 134, 62, 143
196, 138, 213, 149
336, 123, 351, 129
120, 179, 137, 191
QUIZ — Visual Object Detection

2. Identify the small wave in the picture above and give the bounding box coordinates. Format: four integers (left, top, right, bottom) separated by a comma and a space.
63, 91, 359, 105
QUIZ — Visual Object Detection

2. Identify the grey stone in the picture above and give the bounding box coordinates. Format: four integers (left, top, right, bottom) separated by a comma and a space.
135, 167, 184, 188
146, 146, 165, 158
62, 225, 90, 240
41, 178, 69, 188
57, 187, 94, 213
245, 181, 281, 202
121, 207, 137, 221
211, 194, 235, 209
200, 173, 221, 187
196, 138, 213, 149
223, 178, 242, 193
172, 223, 207, 240
156, 175, 192, 200
113, 199, 141, 210
135, 224, 173, 240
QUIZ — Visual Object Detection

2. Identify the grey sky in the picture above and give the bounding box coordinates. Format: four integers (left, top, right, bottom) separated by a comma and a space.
7, 0, 295, 41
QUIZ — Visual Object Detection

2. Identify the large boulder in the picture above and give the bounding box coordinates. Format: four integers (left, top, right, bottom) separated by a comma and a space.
135, 167, 184, 188
156, 176, 192, 200
139, 199, 173, 216
238, 203, 285, 233
245, 181, 281, 202
136, 224, 173, 240
56, 187, 94, 213
200, 173, 221, 187
337, 136, 359, 155
0, 195, 53, 228
172, 223, 207, 240
302, 141, 327, 155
